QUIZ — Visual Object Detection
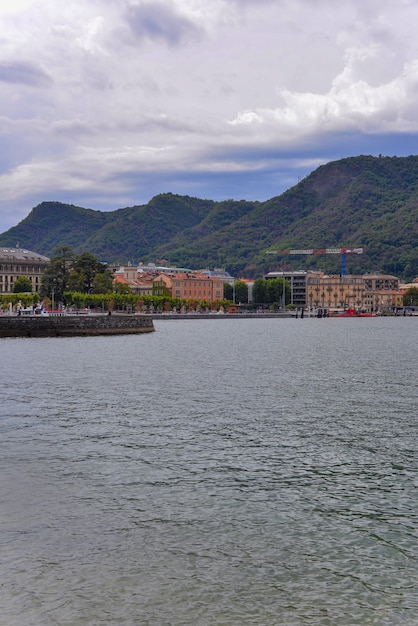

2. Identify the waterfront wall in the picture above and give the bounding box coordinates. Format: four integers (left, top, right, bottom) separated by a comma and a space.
0, 314, 154, 338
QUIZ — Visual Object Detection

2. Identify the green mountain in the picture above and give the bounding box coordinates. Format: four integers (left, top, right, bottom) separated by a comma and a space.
1, 155, 417, 279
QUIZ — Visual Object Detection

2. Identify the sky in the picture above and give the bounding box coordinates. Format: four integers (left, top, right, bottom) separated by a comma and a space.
1, 0, 418, 233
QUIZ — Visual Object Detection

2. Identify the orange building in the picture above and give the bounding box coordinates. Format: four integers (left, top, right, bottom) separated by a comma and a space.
152, 273, 224, 304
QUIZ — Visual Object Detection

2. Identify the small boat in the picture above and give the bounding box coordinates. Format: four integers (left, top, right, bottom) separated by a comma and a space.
331, 308, 377, 318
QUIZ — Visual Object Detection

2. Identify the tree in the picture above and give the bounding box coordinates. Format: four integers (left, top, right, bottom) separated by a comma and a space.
224, 282, 233, 300
252, 278, 290, 306
403, 286, 418, 306
40, 245, 74, 303
71, 252, 110, 292
114, 282, 132, 294
234, 281, 248, 304
253, 278, 267, 304
40, 248, 114, 302
266, 278, 284, 304
92, 272, 113, 293
66, 269, 86, 293
13, 276, 33, 293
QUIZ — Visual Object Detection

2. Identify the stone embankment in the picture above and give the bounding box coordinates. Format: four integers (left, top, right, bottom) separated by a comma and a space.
0, 314, 154, 338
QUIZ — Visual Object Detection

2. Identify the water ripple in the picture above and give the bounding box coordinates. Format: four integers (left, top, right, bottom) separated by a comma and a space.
1, 319, 417, 625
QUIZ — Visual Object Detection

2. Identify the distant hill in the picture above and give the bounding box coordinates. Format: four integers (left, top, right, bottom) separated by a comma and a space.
1, 155, 417, 279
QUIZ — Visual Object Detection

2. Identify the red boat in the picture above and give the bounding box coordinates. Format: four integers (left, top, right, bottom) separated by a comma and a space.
331, 308, 377, 318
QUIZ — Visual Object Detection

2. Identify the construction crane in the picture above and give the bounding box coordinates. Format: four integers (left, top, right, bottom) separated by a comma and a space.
266, 247, 363, 276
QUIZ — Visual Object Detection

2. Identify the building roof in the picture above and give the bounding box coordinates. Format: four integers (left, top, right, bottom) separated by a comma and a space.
399, 282, 418, 291
0, 247, 50, 262
154, 272, 221, 282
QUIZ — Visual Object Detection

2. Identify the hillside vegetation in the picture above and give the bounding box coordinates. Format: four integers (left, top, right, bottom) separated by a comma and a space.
1, 155, 417, 279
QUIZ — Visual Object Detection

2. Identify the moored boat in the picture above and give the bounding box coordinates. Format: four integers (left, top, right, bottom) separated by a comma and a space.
329, 308, 377, 318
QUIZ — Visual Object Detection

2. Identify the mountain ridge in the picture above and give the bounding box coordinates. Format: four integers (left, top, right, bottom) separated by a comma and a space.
0, 155, 417, 279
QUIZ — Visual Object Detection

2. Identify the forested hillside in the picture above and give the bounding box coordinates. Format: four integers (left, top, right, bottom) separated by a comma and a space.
1, 155, 417, 279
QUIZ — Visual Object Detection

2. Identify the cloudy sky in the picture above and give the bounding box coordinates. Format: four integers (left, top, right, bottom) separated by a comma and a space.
1, 0, 418, 233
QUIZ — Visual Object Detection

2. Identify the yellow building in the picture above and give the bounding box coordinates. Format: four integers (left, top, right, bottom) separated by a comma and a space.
363, 274, 401, 312
307, 274, 365, 311
306, 272, 403, 313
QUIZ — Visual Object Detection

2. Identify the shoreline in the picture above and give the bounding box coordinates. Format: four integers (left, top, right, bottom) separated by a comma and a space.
150, 312, 297, 319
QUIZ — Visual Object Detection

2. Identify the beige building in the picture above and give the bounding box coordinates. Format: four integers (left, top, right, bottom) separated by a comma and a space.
306, 273, 403, 312
0, 247, 50, 294
112, 267, 153, 296
307, 274, 365, 311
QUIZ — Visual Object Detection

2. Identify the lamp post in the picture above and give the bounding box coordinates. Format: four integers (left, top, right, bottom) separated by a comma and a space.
282, 276, 286, 311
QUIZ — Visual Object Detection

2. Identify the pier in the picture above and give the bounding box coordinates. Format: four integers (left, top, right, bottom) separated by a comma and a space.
0, 313, 154, 338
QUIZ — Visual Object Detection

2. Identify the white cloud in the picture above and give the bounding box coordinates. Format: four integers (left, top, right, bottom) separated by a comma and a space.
1, 0, 418, 231
228, 52, 418, 140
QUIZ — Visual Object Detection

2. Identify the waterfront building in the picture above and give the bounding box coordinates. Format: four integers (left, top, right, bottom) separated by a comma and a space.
306, 273, 403, 312
0, 247, 50, 294
198, 268, 235, 285
362, 274, 402, 312
152, 273, 224, 304
363, 273, 400, 291
112, 267, 154, 295
306, 274, 365, 311
264, 270, 315, 307
398, 278, 418, 298
112, 265, 225, 304
266, 268, 405, 312
137, 262, 193, 275
363, 288, 404, 312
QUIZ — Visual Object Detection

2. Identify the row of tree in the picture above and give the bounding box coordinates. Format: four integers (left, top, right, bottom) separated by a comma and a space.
223, 278, 291, 306
252, 278, 291, 306
63, 292, 231, 313
40, 246, 114, 302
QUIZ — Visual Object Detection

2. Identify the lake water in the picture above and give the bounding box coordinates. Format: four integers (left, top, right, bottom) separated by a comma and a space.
1, 317, 417, 626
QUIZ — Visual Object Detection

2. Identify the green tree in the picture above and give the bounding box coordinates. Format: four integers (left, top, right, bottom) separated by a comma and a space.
92, 272, 114, 293
234, 281, 248, 304
13, 276, 33, 293
66, 269, 86, 293
72, 252, 109, 292
40, 245, 74, 303
253, 278, 267, 303
223, 282, 233, 300
266, 278, 284, 304
403, 286, 418, 306
114, 282, 132, 294
252, 278, 290, 306
40, 248, 114, 302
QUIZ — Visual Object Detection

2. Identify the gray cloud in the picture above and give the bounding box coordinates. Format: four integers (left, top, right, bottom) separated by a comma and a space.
1, 0, 418, 232
0, 61, 52, 87
125, 1, 203, 46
